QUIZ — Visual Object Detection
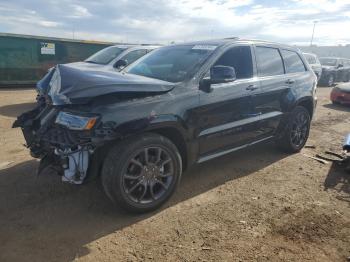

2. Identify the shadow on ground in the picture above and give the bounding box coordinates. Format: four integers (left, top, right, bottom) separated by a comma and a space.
0, 143, 287, 262
0, 102, 36, 118
324, 161, 350, 204
323, 103, 350, 113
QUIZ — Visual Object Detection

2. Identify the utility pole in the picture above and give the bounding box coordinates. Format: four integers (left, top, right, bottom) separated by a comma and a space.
310, 21, 317, 46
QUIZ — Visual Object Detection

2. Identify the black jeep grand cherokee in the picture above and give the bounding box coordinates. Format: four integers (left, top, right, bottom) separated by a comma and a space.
14, 39, 317, 213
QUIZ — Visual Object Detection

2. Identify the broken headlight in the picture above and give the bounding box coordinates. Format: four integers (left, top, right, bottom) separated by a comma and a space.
55, 112, 98, 130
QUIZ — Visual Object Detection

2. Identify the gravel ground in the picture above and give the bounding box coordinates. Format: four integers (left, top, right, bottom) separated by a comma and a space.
0, 87, 349, 262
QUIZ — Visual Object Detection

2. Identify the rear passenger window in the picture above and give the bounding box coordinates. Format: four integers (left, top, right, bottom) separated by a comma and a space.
281, 50, 306, 73
256, 47, 284, 77
214, 46, 253, 79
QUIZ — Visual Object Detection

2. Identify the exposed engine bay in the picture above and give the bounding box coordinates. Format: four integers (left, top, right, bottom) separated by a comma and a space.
13, 100, 96, 184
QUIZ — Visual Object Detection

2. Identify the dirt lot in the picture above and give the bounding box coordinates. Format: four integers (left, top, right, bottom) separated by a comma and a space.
0, 87, 349, 262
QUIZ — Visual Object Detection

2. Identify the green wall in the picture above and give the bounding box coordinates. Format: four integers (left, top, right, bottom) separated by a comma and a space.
0, 35, 112, 85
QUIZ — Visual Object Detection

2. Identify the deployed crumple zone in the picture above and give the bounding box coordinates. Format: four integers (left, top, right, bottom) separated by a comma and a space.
14, 38, 317, 213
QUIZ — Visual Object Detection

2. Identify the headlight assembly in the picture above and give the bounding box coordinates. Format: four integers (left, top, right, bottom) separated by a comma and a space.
55, 112, 98, 130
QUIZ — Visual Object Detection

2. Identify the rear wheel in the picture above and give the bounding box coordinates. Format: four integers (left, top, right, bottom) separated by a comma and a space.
277, 106, 311, 153
101, 133, 182, 213
344, 73, 350, 82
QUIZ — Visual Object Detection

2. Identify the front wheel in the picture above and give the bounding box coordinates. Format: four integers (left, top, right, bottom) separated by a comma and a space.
101, 133, 182, 213
326, 74, 335, 87
277, 106, 311, 153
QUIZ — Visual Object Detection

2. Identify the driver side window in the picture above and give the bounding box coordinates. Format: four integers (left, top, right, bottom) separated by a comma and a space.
213, 46, 253, 79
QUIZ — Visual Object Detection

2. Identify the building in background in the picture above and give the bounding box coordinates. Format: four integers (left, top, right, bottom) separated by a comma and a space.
299, 45, 350, 59
0, 33, 114, 86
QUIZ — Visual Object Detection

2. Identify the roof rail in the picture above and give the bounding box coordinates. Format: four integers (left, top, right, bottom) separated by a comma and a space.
223, 37, 239, 40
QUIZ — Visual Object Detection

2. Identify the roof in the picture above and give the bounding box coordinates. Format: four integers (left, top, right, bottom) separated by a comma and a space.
171, 38, 299, 50
302, 52, 317, 56
319, 56, 350, 60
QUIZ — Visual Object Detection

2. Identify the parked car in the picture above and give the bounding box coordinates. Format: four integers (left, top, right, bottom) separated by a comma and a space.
319, 57, 350, 86
303, 52, 322, 81
14, 39, 317, 213
330, 83, 350, 105
36, 45, 160, 95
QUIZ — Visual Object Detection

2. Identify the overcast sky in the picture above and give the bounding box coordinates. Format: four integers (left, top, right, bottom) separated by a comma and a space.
0, 0, 350, 45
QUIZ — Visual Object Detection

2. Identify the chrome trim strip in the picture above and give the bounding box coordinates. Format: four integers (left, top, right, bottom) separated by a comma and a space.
199, 111, 282, 137
197, 136, 274, 163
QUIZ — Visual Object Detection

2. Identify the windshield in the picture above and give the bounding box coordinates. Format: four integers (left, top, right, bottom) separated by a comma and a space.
125, 45, 217, 83
319, 58, 337, 66
85, 46, 127, 65
304, 54, 316, 64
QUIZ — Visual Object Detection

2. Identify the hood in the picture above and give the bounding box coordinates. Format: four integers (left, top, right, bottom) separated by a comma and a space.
65, 61, 108, 70
36, 62, 111, 95
40, 64, 175, 105
321, 65, 336, 71
336, 83, 350, 93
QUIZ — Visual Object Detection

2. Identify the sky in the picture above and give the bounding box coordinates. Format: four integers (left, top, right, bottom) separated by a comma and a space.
0, 0, 350, 46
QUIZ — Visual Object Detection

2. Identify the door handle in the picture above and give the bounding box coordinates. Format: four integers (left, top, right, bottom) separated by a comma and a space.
285, 79, 295, 84
246, 85, 258, 91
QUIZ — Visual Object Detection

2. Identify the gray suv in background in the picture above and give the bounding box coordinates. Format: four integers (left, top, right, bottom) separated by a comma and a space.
319, 57, 350, 86
303, 53, 322, 81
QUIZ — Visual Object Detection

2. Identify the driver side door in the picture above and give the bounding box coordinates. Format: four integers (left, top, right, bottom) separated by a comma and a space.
196, 45, 261, 160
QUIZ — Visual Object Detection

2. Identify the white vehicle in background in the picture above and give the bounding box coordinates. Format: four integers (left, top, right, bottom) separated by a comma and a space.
303, 52, 322, 81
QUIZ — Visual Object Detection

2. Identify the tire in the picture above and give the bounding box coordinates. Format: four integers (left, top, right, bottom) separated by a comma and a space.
326, 74, 335, 87
101, 133, 182, 213
277, 106, 311, 153
344, 73, 350, 82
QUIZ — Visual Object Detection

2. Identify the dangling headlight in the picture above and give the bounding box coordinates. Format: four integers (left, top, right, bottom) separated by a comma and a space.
55, 112, 98, 130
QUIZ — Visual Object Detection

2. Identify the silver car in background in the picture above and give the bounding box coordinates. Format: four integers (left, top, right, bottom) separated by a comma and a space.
303, 52, 322, 81
84, 45, 161, 70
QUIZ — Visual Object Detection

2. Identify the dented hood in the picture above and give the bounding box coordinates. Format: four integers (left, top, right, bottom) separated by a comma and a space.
39, 64, 175, 105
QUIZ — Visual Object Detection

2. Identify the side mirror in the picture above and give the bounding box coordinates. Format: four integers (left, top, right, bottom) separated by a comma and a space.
210, 65, 236, 84
199, 66, 237, 93
338, 64, 343, 68
199, 78, 212, 93
114, 59, 128, 69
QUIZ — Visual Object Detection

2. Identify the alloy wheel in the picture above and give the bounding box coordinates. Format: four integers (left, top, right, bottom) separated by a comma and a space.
290, 111, 309, 148
121, 146, 174, 204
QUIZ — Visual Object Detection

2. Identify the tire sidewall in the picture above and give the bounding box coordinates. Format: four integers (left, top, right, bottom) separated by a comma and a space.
328, 75, 334, 86
102, 134, 182, 213
286, 107, 311, 152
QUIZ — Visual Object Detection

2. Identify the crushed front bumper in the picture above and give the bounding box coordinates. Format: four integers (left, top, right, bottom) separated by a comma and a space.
13, 104, 96, 184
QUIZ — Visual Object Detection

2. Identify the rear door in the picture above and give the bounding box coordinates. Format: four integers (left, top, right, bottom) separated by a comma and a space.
197, 45, 261, 157
252, 45, 290, 139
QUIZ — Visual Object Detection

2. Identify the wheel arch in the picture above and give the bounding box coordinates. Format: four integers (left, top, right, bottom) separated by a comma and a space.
146, 125, 189, 171
296, 97, 314, 118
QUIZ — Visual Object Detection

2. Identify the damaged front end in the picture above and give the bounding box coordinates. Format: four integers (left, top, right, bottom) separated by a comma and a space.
13, 104, 101, 184
14, 64, 174, 185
